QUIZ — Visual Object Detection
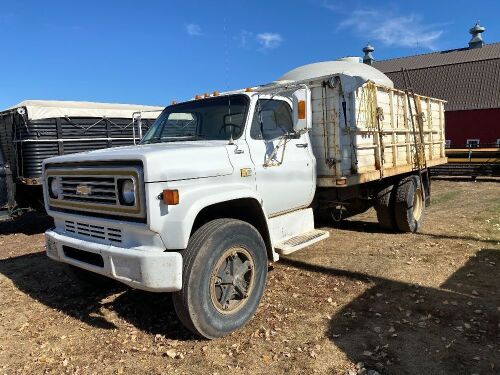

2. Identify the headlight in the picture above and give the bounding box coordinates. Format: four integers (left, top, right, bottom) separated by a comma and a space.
48, 177, 62, 199
119, 179, 136, 205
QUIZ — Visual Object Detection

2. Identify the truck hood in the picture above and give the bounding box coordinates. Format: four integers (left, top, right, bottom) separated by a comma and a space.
44, 141, 234, 182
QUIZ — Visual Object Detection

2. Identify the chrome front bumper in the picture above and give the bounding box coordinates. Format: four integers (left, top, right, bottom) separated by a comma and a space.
45, 229, 182, 292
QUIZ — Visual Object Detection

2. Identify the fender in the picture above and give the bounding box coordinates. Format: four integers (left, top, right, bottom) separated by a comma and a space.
145, 178, 277, 259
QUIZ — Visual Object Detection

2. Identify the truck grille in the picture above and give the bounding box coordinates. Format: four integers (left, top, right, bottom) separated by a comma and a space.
60, 176, 118, 205
45, 165, 145, 220
65, 220, 122, 243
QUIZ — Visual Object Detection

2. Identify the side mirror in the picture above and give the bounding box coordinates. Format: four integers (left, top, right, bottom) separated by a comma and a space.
292, 87, 312, 133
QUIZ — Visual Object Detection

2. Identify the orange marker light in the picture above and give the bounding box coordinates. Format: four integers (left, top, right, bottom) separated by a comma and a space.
204, 93, 210, 98
245, 87, 253, 92
336, 178, 347, 186
162, 189, 179, 205
298, 100, 306, 120
195, 94, 202, 100
212, 91, 219, 96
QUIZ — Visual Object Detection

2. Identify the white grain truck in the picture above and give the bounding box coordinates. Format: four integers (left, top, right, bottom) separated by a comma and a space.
42, 60, 446, 338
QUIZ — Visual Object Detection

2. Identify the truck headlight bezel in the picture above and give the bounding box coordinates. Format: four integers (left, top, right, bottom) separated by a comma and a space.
48, 177, 62, 199
118, 178, 136, 206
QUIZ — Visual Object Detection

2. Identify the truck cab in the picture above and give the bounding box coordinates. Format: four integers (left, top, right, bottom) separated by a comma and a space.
43, 88, 326, 339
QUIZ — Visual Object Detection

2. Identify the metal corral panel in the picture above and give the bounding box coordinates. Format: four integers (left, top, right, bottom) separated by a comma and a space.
12, 117, 157, 179
0, 102, 162, 190
309, 81, 447, 187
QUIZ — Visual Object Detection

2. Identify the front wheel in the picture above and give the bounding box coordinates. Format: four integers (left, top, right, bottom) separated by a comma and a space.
172, 219, 268, 339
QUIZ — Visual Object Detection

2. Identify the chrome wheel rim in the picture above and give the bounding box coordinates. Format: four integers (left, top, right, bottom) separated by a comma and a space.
209, 247, 255, 314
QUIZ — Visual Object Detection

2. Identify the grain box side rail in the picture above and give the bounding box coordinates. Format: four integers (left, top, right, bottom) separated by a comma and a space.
309, 79, 447, 187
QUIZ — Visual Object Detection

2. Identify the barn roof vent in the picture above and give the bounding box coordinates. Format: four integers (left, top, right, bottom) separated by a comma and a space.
468, 21, 485, 49
362, 43, 375, 65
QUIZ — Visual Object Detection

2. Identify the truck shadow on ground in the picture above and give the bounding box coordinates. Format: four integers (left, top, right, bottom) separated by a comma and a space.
324, 218, 499, 245
0, 252, 194, 340
282, 249, 499, 375
0, 211, 53, 236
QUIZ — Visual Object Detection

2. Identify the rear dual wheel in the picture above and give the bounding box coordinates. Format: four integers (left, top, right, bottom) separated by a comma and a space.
374, 183, 397, 230
173, 219, 268, 339
394, 175, 425, 233
375, 175, 425, 233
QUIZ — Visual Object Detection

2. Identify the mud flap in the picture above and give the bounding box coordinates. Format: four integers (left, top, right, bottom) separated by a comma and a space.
422, 168, 431, 207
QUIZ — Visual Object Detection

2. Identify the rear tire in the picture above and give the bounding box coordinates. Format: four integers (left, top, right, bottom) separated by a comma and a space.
172, 218, 268, 339
394, 175, 425, 233
375, 184, 397, 230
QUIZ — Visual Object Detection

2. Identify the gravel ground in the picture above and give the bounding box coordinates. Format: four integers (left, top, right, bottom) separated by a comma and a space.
0, 179, 498, 375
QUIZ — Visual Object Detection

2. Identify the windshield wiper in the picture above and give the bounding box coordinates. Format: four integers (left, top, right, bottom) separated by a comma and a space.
142, 134, 208, 144
141, 138, 162, 145
186, 134, 208, 140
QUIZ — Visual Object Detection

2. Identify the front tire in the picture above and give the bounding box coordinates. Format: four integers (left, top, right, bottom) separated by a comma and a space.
394, 175, 425, 232
172, 219, 268, 339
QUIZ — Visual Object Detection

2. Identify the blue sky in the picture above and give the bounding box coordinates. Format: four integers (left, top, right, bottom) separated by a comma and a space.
1, 0, 498, 109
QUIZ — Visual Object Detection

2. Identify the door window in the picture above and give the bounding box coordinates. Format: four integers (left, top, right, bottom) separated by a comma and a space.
250, 100, 293, 140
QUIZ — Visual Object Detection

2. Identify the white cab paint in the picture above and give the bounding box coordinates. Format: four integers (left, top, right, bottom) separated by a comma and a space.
45, 229, 182, 292
45, 141, 234, 183
245, 97, 315, 216
268, 208, 315, 244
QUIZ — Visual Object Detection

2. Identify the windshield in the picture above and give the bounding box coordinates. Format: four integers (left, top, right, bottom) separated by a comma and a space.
141, 95, 249, 144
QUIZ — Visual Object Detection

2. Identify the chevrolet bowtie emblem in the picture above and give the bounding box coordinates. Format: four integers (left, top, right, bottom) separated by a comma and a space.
76, 184, 92, 196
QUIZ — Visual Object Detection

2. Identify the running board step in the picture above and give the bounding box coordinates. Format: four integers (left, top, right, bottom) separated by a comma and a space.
275, 229, 330, 255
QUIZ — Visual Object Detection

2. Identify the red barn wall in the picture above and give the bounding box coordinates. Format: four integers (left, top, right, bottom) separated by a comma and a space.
445, 108, 500, 147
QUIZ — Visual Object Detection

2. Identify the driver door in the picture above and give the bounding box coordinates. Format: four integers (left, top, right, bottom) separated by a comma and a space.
246, 98, 315, 216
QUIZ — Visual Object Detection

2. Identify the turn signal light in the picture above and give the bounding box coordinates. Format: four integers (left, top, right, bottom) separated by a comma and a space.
195, 94, 202, 100
245, 87, 254, 92
298, 100, 306, 120
336, 178, 347, 186
204, 93, 210, 98
162, 189, 179, 205
212, 91, 219, 96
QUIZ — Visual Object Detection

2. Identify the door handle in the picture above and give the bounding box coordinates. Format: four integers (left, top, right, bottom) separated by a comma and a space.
296, 143, 308, 148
